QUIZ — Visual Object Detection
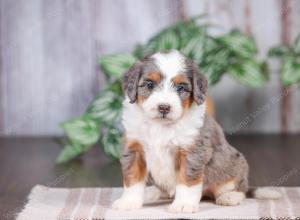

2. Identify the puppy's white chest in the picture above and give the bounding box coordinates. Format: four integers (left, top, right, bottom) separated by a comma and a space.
145, 145, 177, 194
138, 123, 179, 194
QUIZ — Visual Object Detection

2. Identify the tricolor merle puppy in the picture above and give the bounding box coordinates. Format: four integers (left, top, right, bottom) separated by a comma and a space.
112, 50, 280, 213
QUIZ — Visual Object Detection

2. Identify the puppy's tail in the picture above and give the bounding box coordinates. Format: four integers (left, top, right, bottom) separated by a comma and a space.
247, 187, 282, 200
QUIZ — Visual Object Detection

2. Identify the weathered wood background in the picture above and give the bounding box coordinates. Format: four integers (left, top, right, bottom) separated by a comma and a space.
0, 0, 299, 136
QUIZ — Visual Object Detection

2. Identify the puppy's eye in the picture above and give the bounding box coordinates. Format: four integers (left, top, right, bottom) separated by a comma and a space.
146, 81, 155, 90
176, 85, 185, 93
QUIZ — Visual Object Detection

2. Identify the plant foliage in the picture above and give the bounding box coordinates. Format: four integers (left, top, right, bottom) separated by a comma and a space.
269, 35, 300, 86
57, 16, 267, 163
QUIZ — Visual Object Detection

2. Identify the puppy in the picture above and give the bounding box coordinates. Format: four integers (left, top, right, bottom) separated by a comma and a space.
112, 50, 280, 213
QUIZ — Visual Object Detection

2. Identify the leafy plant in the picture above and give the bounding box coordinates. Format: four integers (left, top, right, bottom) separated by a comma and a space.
57, 16, 267, 163
268, 35, 300, 86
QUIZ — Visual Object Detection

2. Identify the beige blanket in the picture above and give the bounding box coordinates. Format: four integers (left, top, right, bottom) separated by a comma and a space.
17, 185, 300, 220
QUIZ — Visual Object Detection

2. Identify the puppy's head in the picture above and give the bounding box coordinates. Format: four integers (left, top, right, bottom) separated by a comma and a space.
123, 50, 207, 123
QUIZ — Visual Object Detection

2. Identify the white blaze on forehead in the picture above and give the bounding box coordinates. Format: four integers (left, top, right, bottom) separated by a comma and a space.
143, 50, 187, 121
152, 50, 186, 79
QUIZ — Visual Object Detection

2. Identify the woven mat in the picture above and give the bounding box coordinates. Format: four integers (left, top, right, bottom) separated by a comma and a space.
17, 185, 300, 220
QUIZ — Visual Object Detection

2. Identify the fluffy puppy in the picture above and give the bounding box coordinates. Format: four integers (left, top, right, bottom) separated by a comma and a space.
112, 50, 280, 213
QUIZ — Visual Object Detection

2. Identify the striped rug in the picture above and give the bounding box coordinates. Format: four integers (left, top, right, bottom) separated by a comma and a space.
17, 185, 300, 220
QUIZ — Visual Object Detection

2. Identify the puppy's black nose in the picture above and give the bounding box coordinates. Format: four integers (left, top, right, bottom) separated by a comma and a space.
158, 104, 171, 115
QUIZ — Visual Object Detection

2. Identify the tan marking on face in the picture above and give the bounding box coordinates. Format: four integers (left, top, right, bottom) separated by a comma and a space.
123, 140, 147, 187
172, 74, 193, 111
175, 149, 203, 186
172, 74, 188, 85
208, 179, 237, 198
147, 72, 161, 84
137, 72, 160, 106
182, 96, 193, 111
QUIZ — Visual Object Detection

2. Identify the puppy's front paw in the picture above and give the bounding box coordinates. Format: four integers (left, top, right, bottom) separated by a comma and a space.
112, 198, 143, 211
168, 200, 199, 213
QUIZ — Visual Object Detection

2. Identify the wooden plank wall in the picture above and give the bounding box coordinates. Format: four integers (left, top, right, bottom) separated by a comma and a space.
0, 0, 299, 136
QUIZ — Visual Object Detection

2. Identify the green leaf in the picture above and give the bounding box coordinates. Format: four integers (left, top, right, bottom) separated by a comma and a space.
203, 37, 219, 54
100, 54, 137, 80
142, 29, 180, 55
181, 33, 206, 63
294, 35, 300, 54
156, 30, 180, 51
102, 127, 122, 159
56, 142, 90, 164
176, 19, 205, 42
87, 90, 122, 123
281, 56, 300, 86
139, 17, 207, 57
107, 81, 123, 95
58, 116, 101, 163
133, 44, 146, 59
200, 46, 230, 85
201, 64, 225, 86
202, 46, 230, 66
61, 116, 101, 146
268, 46, 290, 57
228, 60, 267, 87
219, 30, 257, 58
139, 40, 158, 57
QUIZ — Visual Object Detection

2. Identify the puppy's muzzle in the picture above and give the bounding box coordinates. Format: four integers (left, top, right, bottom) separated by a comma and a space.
158, 104, 171, 117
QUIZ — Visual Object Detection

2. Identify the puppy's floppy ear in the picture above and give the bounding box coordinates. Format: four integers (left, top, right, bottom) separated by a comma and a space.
192, 64, 208, 105
123, 61, 143, 103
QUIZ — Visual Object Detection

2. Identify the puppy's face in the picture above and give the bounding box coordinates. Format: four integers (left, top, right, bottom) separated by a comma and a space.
123, 50, 207, 123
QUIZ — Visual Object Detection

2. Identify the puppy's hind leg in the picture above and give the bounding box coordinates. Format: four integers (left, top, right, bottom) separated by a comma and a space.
216, 191, 245, 206
212, 179, 245, 206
